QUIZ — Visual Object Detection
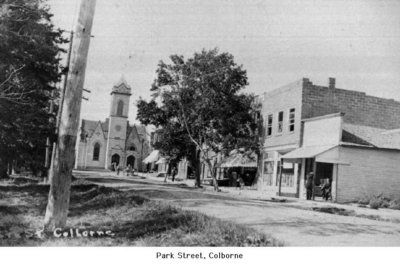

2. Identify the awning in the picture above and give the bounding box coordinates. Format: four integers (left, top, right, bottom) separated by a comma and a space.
156, 157, 168, 164
142, 150, 160, 164
282, 145, 336, 163
217, 151, 258, 168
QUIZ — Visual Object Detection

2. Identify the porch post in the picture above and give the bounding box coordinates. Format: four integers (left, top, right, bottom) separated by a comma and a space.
299, 159, 306, 199
278, 159, 283, 196
312, 158, 317, 200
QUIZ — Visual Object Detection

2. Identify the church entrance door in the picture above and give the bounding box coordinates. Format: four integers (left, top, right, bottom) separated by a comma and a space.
111, 154, 120, 170
127, 155, 135, 168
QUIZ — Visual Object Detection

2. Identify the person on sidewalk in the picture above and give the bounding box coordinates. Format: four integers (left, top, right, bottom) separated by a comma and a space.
236, 175, 245, 190
321, 178, 332, 201
305, 172, 314, 200
171, 167, 176, 182
126, 164, 132, 176
116, 164, 121, 175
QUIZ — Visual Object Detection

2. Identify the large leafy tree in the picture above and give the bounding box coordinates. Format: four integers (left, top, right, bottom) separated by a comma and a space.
0, 0, 66, 178
137, 99, 196, 182
137, 49, 258, 189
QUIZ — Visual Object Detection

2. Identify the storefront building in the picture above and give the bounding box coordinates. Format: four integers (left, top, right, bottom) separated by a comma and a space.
259, 77, 400, 201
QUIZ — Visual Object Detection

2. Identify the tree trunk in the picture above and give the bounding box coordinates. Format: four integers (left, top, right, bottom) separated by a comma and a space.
7, 159, 12, 175
205, 159, 219, 191
194, 149, 201, 187
164, 162, 169, 182
255, 150, 262, 189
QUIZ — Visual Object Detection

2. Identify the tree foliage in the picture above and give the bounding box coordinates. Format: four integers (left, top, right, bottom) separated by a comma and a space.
0, 0, 66, 177
137, 49, 258, 188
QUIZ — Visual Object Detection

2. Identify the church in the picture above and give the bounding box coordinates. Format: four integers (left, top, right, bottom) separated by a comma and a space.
75, 77, 150, 171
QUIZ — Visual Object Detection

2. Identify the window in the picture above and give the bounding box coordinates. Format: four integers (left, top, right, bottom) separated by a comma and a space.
128, 145, 136, 151
93, 143, 100, 161
277, 111, 284, 133
254, 111, 261, 122
276, 161, 295, 187
117, 100, 124, 116
263, 161, 274, 186
289, 108, 295, 132
266, 114, 273, 136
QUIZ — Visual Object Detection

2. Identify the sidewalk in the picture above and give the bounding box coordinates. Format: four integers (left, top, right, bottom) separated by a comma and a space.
138, 172, 400, 223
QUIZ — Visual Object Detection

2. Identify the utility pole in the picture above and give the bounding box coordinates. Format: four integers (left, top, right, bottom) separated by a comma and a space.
44, 0, 97, 230
46, 30, 74, 183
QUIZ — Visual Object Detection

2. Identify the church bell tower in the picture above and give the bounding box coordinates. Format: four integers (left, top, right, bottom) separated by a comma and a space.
104, 76, 131, 169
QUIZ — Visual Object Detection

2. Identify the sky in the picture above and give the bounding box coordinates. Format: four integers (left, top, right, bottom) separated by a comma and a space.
47, 0, 400, 124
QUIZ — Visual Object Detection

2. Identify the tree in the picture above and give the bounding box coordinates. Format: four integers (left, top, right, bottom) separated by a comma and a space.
137, 49, 258, 190
137, 99, 197, 183
0, 0, 66, 178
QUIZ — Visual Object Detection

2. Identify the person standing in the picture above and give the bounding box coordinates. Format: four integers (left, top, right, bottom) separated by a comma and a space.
171, 167, 176, 182
127, 164, 132, 176
305, 172, 314, 200
116, 163, 121, 175
321, 178, 332, 201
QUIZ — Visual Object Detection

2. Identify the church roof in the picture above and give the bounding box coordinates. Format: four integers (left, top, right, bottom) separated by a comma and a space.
135, 125, 147, 140
81, 119, 108, 139
101, 118, 109, 133
81, 118, 148, 142
126, 124, 148, 141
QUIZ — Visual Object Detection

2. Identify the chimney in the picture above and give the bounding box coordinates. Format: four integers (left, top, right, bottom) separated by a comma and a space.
329, 77, 336, 90
302, 77, 310, 87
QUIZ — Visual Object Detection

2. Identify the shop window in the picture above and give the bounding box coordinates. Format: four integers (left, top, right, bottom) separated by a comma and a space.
277, 161, 295, 187
278, 111, 284, 133
263, 161, 274, 186
289, 108, 295, 132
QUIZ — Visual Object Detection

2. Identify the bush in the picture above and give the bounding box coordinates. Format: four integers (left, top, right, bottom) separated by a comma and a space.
358, 196, 370, 205
369, 198, 381, 209
365, 194, 400, 210
389, 198, 400, 210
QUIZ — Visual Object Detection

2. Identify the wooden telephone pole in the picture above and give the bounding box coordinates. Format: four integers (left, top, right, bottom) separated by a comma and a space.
44, 0, 97, 230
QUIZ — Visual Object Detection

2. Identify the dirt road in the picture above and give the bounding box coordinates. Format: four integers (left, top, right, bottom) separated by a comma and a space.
75, 170, 400, 246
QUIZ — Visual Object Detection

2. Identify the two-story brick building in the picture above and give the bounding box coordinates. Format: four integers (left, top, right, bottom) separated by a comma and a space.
259, 78, 400, 202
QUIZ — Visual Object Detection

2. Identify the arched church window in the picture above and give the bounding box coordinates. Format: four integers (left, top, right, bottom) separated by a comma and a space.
129, 145, 136, 151
93, 143, 100, 161
117, 100, 124, 116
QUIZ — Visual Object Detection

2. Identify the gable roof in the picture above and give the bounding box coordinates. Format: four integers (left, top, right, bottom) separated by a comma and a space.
135, 125, 148, 141
342, 123, 400, 150
81, 119, 108, 139
81, 118, 148, 143
81, 119, 97, 136
101, 118, 109, 133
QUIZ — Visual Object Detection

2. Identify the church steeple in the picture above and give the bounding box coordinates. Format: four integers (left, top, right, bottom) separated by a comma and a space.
111, 75, 131, 96
105, 76, 132, 169
109, 75, 131, 118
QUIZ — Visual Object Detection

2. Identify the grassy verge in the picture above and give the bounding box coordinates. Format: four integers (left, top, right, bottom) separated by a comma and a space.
0, 180, 281, 246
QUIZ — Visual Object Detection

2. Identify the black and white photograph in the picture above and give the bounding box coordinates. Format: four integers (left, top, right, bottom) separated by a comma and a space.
1, 0, 400, 267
